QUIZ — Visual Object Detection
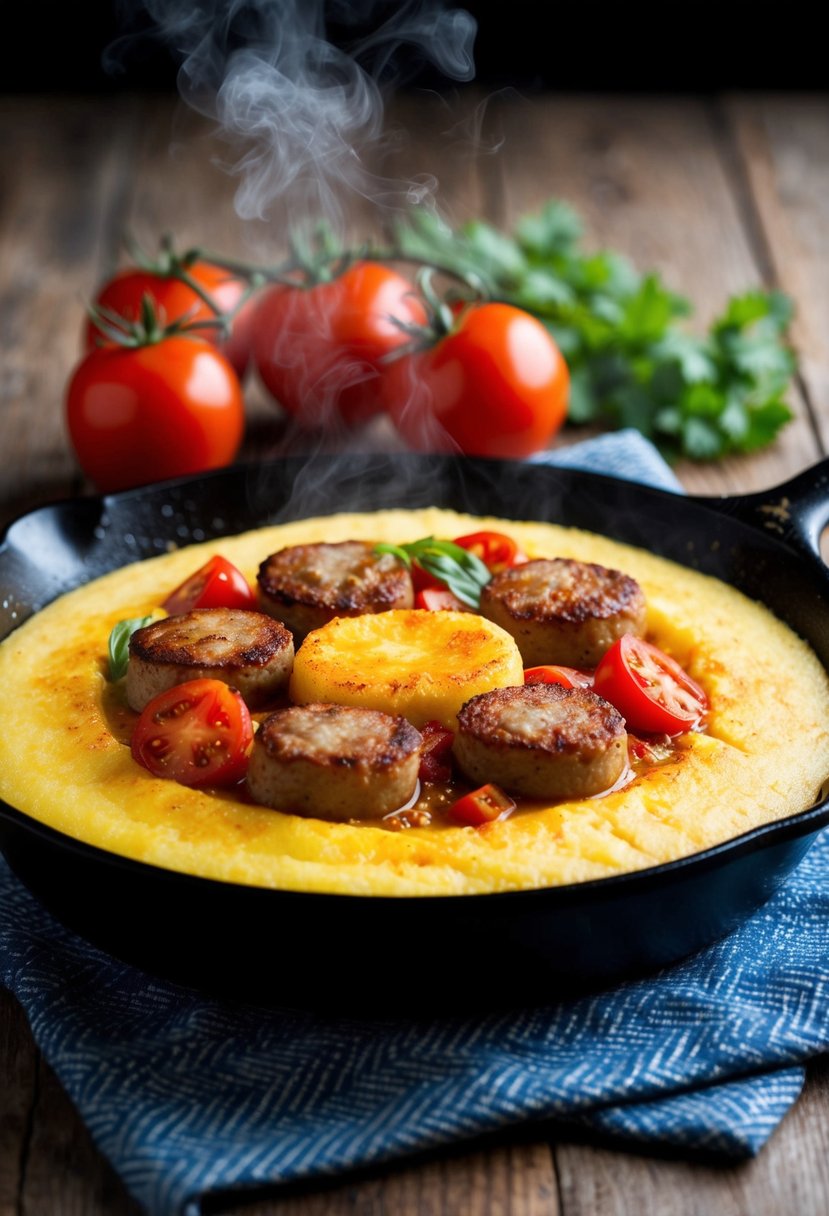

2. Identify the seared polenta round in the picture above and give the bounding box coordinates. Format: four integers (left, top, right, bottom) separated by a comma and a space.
0, 506, 828, 897
290, 609, 525, 729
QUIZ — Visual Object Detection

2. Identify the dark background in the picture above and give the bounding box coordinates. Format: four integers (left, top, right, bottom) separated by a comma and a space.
2, 1, 824, 93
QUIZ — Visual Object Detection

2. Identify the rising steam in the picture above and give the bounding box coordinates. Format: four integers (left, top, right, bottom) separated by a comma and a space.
109, 0, 476, 225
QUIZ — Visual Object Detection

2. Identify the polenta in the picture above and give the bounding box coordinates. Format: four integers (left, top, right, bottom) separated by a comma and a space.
1, 507, 828, 896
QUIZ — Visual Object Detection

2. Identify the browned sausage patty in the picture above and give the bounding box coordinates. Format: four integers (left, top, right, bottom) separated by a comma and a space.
126, 608, 294, 711
479, 558, 646, 667
247, 703, 422, 820
453, 683, 628, 799
257, 540, 413, 639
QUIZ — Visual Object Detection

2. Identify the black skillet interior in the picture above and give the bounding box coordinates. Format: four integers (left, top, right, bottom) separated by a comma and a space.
1, 453, 828, 1009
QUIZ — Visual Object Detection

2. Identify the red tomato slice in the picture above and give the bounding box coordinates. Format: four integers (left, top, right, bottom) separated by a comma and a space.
131, 678, 254, 787
593, 636, 708, 735
418, 720, 455, 783
163, 555, 255, 614
448, 783, 516, 826
415, 587, 470, 612
410, 560, 444, 594
453, 531, 528, 573
523, 665, 593, 689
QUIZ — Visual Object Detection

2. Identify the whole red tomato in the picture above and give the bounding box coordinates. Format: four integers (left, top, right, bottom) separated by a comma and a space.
66, 336, 244, 493
382, 302, 569, 458
252, 261, 426, 428
85, 263, 254, 379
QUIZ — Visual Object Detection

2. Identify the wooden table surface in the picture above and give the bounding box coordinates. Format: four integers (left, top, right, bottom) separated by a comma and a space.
1, 90, 828, 1215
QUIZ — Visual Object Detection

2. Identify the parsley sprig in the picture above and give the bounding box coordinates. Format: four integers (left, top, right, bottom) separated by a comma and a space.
107, 616, 154, 681
376, 538, 491, 608
393, 202, 795, 461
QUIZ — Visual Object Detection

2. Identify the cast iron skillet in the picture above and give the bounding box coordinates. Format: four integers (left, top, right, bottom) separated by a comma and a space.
1, 453, 828, 1007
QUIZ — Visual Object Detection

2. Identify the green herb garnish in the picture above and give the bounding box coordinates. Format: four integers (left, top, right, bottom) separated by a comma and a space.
393, 202, 795, 461
107, 616, 154, 681
376, 538, 491, 608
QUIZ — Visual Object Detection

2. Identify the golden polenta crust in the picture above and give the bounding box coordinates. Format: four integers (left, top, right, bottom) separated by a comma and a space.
290, 610, 525, 729
1, 507, 828, 896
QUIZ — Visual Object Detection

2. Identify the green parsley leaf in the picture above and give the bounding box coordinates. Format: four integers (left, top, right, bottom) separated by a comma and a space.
565, 366, 599, 424
682, 416, 726, 460
515, 200, 583, 258
742, 398, 794, 452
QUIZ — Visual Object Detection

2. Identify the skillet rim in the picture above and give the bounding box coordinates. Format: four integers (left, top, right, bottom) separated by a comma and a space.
1, 450, 828, 908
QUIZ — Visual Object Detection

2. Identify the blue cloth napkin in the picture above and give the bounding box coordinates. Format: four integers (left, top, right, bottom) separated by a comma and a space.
1, 431, 827, 1216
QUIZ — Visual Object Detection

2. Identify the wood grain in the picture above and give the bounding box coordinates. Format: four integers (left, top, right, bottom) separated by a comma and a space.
554, 1056, 829, 1216
19, 1058, 142, 1216
725, 95, 829, 453
209, 1139, 559, 1216
0, 97, 142, 527
0, 991, 36, 1216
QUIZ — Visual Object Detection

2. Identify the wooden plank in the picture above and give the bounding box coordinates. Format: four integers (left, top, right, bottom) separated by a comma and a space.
382, 91, 493, 227
115, 97, 256, 261
553, 1056, 829, 1216
724, 95, 829, 453
0, 990, 38, 1216
0, 96, 143, 529
114, 91, 489, 258
19, 1057, 142, 1216
486, 95, 820, 496
206, 1139, 559, 1215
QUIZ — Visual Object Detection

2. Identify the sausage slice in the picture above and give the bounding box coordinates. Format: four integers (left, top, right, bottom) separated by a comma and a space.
480, 557, 646, 667
126, 607, 294, 711
247, 703, 422, 820
257, 541, 413, 639
453, 683, 628, 800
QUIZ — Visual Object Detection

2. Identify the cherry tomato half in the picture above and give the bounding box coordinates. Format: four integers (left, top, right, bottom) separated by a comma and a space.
415, 587, 469, 612
163, 555, 255, 615
131, 678, 254, 787
85, 262, 253, 378
418, 720, 455, 783
453, 531, 528, 573
383, 302, 569, 459
253, 261, 427, 428
524, 665, 593, 689
65, 336, 244, 493
411, 560, 444, 593
448, 783, 516, 827
592, 636, 708, 735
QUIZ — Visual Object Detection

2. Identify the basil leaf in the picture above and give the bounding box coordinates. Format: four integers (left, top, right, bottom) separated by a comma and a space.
108, 615, 154, 681
374, 538, 492, 608
374, 542, 412, 568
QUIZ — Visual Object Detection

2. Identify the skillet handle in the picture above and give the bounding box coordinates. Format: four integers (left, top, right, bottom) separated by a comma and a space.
692, 457, 829, 574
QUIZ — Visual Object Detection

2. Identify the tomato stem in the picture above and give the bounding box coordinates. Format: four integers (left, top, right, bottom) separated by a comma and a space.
172, 264, 228, 319
86, 294, 213, 349
378, 265, 486, 362
121, 234, 271, 329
